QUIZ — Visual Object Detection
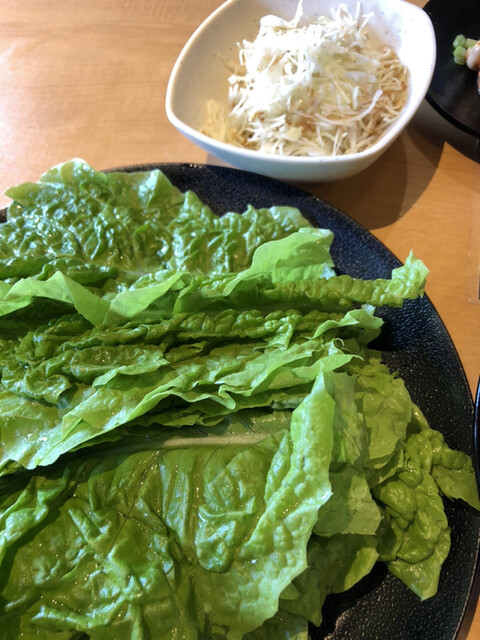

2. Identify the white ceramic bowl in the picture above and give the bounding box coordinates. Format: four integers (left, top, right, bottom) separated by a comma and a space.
166, 0, 436, 182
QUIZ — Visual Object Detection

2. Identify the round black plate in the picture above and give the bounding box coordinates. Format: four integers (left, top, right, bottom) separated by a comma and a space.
424, 0, 480, 137
3, 162, 479, 639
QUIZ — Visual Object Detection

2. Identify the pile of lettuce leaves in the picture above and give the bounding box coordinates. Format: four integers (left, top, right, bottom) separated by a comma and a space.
0, 159, 478, 640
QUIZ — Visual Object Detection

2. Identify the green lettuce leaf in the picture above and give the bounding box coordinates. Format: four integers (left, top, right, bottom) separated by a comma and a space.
0, 375, 334, 639
3, 159, 310, 286
280, 533, 378, 626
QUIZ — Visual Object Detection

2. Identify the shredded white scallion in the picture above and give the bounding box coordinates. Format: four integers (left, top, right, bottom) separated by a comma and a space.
203, 2, 409, 157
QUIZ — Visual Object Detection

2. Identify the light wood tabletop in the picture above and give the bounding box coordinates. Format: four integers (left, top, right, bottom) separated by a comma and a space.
0, 0, 479, 637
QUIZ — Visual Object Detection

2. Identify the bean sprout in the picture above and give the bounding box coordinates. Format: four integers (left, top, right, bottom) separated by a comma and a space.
203, 2, 409, 157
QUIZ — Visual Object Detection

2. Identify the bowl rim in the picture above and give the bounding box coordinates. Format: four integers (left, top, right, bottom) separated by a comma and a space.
165, 0, 437, 166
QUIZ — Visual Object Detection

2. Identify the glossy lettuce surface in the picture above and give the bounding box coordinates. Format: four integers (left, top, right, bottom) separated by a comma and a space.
0, 160, 478, 639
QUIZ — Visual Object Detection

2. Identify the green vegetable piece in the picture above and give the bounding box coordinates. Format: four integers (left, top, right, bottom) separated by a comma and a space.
0, 374, 334, 638
453, 45, 467, 64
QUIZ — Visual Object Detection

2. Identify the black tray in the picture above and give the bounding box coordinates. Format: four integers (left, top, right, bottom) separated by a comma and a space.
424, 0, 480, 137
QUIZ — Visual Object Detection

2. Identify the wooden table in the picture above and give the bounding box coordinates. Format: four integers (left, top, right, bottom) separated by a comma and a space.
0, 0, 479, 636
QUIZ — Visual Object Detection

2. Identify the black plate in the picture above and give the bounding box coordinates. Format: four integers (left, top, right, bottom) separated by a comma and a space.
3, 163, 479, 639
424, 0, 480, 137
